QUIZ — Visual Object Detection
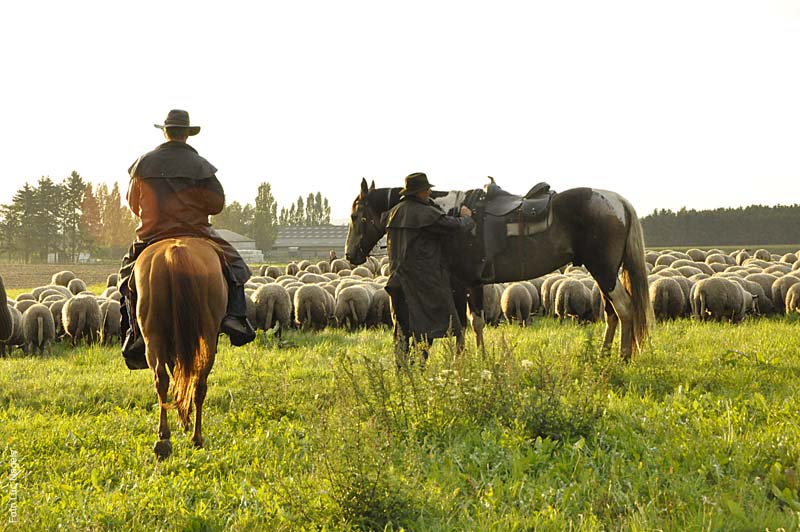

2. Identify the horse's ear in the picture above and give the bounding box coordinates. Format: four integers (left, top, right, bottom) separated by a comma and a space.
360, 177, 369, 197
369, 180, 375, 192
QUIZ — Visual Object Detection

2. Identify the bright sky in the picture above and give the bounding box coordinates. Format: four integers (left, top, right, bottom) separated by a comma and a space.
2, 0, 798, 224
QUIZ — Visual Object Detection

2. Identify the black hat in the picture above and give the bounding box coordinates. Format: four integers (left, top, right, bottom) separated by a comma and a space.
399, 172, 434, 196
154, 109, 200, 136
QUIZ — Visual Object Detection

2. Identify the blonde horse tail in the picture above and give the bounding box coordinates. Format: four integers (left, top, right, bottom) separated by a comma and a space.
621, 198, 654, 354
166, 243, 203, 426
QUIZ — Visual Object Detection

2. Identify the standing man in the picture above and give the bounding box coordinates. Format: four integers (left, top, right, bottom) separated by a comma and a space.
118, 109, 256, 370
384, 172, 474, 363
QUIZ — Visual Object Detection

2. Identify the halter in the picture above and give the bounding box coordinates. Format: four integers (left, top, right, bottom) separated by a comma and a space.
354, 195, 385, 259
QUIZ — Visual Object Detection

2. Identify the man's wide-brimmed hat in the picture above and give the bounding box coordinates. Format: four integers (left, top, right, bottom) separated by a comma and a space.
400, 172, 434, 196
154, 109, 200, 136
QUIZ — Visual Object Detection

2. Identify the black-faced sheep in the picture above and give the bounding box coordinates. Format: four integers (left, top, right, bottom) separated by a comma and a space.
293, 284, 329, 331
99, 299, 122, 345
251, 284, 293, 335
51, 270, 76, 287
501, 283, 533, 326
554, 278, 594, 322
649, 277, 686, 321
334, 285, 372, 330
62, 294, 101, 346
22, 303, 56, 354
691, 277, 754, 323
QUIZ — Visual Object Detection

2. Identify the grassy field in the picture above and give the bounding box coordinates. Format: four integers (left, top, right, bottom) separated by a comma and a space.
2, 315, 800, 531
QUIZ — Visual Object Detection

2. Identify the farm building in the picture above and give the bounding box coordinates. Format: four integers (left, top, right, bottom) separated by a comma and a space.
214, 229, 265, 263
271, 225, 386, 260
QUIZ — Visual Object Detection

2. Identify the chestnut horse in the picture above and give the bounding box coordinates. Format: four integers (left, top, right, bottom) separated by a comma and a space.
345, 179, 653, 359
134, 237, 227, 459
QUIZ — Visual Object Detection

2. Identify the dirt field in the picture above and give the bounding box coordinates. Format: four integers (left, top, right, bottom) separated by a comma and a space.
0, 263, 119, 291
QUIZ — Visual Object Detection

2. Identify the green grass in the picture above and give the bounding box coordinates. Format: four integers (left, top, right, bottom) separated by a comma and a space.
2, 318, 800, 531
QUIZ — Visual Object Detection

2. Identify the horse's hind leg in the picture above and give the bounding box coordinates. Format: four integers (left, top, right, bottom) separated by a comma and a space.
192, 370, 209, 448
605, 280, 634, 360
152, 357, 173, 459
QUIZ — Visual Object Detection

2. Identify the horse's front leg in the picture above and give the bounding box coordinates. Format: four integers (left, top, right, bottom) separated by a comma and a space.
152, 354, 173, 460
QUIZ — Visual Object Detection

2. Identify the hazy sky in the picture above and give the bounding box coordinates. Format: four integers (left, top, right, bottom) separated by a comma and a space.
1, 0, 798, 223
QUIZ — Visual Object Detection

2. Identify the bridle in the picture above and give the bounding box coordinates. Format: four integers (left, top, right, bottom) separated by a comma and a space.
353, 195, 385, 260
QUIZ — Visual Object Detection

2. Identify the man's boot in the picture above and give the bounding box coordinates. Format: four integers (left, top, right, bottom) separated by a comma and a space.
220, 280, 256, 346
120, 294, 147, 370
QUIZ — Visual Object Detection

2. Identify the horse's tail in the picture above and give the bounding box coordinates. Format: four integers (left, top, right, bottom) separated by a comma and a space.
166, 244, 204, 426
621, 199, 654, 353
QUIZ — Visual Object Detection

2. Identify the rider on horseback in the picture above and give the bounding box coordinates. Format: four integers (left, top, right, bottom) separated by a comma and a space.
119, 109, 256, 369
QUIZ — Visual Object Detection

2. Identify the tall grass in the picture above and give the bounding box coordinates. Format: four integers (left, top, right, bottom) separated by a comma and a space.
1, 317, 800, 530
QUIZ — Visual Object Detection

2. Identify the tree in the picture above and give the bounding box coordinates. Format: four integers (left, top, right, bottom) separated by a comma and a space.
61, 171, 86, 262
32, 176, 63, 261
252, 182, 278, 252
80, 183, 102, 253
1, 183, 37, 262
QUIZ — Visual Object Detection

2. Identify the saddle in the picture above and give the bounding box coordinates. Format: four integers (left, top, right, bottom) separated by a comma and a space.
466, 179, 556, 282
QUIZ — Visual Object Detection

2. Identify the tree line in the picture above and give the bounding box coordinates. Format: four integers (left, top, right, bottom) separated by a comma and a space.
0, 172, 136, 263
0, 175, 332, 263
641, 204, 800, 247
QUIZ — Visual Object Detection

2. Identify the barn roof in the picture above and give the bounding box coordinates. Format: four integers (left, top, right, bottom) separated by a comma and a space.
215, 229, 255, 243
273, 225, 349, 248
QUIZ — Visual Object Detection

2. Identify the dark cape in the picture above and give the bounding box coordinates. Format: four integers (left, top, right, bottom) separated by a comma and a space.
119, 141, 250, 291
0, 275, 11, 342
385, 196, 475, 339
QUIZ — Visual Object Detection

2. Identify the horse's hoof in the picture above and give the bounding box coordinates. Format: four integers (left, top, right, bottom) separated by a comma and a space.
192, 436, 203, 449
153, 439, 172, 460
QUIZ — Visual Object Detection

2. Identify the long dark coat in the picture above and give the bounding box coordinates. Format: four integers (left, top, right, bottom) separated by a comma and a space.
385, 195, 475, 339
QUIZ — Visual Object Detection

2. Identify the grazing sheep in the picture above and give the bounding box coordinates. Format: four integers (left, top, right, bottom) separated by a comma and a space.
764, 264, 792, 276
786, 283, 800, 314
670, 259, 714, 276
772, 275, 800, 314
15, 299, 38, 314
645, 251, 660, 266
262, 265, 282, 278
293, 284, 329, 331
22, 303, 56, 354
297, 260, 311, 271
554, 278, 593, 322
780, 253, 799, 264
304, 264, 322, 275
15, 293, 36, 302
338, 269, 353, 277
299, 272, 328, 284
691, 277, 754, 323
521, 281, 541, 317
351, 266, 374, 279
286, 262, 300, 276
99, 299, 122, 345
366, 289, 393, 328
106, 273, 119, 288
742, 258, 771, 269
67, 278, 88, 295
733, 278, 773, 316
705, 253, 734, 267
686, 249, 707, 262
47, 299, 67, 339
753, 249, 771, 261
380, 263, 390, 277
62, 294, 102, 346
101, 286, 119, 299
501, 283, 533, 326
649, 277, 686, 321
654, 254, 678, 268
540, 274, 567, 316
334, 285, 372, 330
315, 261, 331, 274
251, 284, 293, 335
41, 294, 67, 305
51, 270, 76, 287
330, 259, 351, 273
469, 284, 503, 326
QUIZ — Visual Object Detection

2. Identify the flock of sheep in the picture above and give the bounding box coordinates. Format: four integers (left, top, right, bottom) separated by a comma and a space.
1, 247, 799, 356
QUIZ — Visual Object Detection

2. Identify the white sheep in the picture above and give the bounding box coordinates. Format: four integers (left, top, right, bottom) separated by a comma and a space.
293, 284, 330, 331
772, 275, 800, 314
649, 276, 686, 321
334, 285, 372, 330
51, 270, 76, 287
554, 278, 593, 322
501, 283, 533, 326
99, 299, 122, 345
22, 303, 56, 355
62, 293, 102, 346
691, 277, 754, 323
251, 283, 293, 335
786, 283, 800, 314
